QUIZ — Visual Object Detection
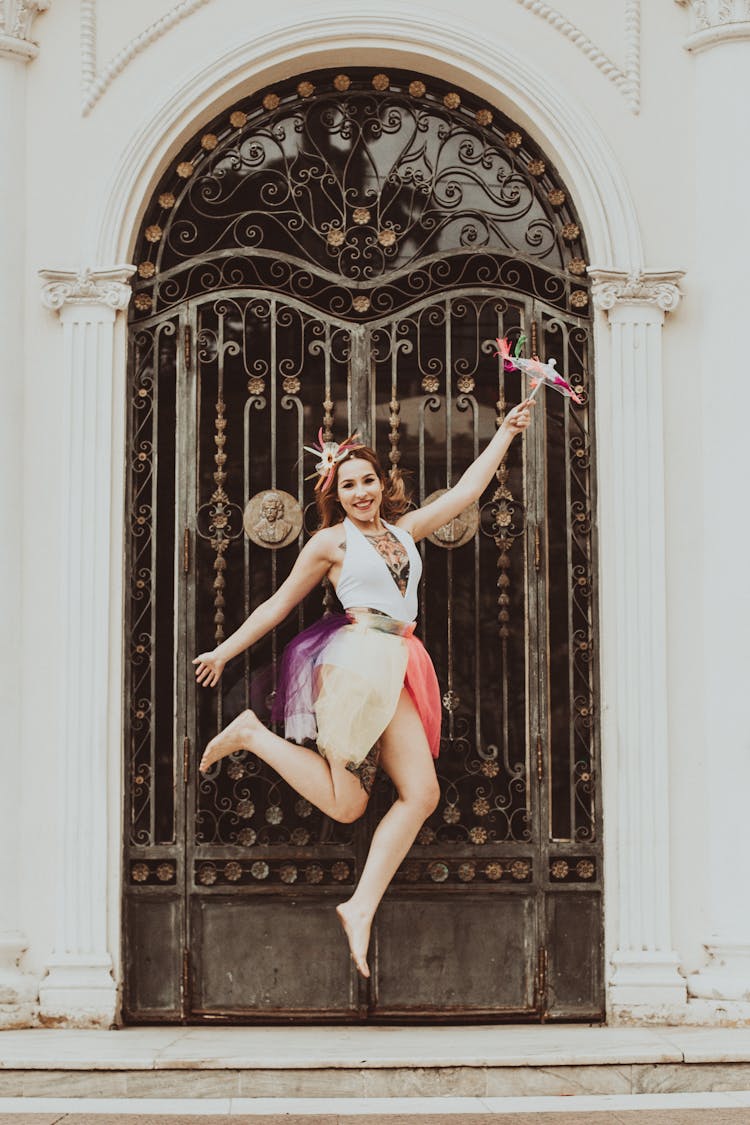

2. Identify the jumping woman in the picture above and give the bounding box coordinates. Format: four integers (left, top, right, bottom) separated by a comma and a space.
194, 398, 534, 977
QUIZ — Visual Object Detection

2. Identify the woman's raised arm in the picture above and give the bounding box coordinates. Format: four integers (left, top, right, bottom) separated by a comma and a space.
398, 399, 534, 544
193, 529, 335, 687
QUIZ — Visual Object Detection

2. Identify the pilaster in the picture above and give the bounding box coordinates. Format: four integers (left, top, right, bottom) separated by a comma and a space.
0, 0, 50, 1030
675, 2, 750, 1016
590, 269, 688, 1014
37, 267, 133, 1027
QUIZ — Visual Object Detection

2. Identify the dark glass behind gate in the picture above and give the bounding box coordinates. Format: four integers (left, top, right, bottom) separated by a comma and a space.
123, 69, 601, 1022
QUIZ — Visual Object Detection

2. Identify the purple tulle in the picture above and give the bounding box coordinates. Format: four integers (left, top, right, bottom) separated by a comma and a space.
271, 613, 351, 742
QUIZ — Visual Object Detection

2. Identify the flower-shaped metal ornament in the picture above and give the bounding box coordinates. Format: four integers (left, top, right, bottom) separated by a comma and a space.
303, 428, 362, 491
495, 336, 583, 404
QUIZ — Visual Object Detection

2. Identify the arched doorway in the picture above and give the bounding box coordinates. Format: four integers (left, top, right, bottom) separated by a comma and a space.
123, 68, 600, 1022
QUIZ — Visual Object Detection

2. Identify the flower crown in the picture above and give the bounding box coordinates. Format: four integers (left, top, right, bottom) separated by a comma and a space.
303, 429, 363, 492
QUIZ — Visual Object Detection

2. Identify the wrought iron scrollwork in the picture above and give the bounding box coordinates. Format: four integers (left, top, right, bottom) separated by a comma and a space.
130, 70, 589, 324
125, 317, 181, 847
194, 313, 245, 647
541, 315, 596, 844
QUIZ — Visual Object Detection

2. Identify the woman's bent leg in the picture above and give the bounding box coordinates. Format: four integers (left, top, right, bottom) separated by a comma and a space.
336, 689, 440, 977
199, 711, 368, 824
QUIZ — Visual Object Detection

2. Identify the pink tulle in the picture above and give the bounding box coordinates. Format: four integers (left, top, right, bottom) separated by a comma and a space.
403, 634, 441, 758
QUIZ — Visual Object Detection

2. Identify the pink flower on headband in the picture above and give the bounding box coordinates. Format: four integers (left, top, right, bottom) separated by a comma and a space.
303, 429, 363, 491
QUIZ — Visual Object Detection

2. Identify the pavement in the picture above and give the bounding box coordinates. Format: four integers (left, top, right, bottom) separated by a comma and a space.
1, 1094, 750, 1123
1, 1113, 750, 1123
12, 1115, 750, 1125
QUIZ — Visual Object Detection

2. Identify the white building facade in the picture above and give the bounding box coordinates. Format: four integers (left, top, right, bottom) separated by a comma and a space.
1, 0, 749, 1028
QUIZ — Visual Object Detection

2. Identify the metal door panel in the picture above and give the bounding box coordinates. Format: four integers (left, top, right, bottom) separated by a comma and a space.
373, 893, 537, 1014
544, 891, 603, 1019
123, 893, 183, 1019
190, 895, 358, 1016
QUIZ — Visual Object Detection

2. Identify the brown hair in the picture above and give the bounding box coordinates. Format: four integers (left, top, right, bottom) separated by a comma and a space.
315, 446, 411, 528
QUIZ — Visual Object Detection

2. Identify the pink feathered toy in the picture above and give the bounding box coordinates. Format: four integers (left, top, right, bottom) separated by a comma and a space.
495, 336, 583, 405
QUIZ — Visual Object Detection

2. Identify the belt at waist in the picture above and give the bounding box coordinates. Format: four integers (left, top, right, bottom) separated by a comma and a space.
345, 607, 416, 638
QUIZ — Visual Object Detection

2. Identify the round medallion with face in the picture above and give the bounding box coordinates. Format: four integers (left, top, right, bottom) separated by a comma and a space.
243, 490, 302, 548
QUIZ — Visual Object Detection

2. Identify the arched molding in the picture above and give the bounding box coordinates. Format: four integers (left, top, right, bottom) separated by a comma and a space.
513, 0, 640, 113
81, 1, 641, 116
80, 0, 212, 114
89, 9, 644, 277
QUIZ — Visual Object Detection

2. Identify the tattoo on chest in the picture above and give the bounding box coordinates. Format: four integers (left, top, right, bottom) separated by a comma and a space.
366, 530, 410, 595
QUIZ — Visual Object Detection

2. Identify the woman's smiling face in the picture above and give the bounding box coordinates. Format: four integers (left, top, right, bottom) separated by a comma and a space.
336, 457, 384, 523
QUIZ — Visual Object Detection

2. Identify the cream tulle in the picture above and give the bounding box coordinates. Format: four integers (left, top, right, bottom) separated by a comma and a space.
313, 621, 410, 767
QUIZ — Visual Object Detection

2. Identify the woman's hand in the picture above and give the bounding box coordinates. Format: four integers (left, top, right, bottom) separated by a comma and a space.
501, 398, 535, 436
193, 650, 226, 688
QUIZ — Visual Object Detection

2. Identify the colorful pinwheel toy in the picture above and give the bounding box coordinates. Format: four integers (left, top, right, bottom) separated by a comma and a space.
495, 336, 583, 405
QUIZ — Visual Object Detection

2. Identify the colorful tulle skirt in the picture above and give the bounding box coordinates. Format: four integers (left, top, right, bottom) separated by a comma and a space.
271, 610, 441, 769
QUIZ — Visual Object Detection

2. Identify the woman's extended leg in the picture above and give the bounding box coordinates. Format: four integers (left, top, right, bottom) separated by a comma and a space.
199, 711, 369, 824
336, 689, 440, 977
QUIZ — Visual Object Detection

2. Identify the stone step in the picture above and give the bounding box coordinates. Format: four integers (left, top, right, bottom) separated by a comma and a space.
3, 1062, 750, 1099
1, 1026, 749, 1100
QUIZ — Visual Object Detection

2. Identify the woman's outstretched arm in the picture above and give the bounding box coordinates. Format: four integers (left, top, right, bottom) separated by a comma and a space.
193, 528, 336, 687
398, 399, 534, 543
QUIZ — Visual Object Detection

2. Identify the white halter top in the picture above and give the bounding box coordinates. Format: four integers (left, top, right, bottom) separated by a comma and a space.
334, 517, 422, 622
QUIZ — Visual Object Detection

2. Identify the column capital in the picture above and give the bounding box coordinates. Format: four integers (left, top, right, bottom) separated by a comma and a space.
589, 269, 685, 316
675, 0, 750, 51
0, 0, 50, 62
39, 266, 134, 314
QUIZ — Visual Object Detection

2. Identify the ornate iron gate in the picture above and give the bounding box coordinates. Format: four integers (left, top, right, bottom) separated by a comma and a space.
123, 70, 602, 1022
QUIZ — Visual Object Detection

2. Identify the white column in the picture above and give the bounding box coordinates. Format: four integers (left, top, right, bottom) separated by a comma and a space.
37, 268, 133, 1026
0, 0, 51, 1030
676, 0, 750, 1010
591, 269, 687, 1011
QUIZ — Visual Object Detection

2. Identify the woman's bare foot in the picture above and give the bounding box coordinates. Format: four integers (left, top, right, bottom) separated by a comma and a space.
199, 709, 262, 773
336, 900, 373, 978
